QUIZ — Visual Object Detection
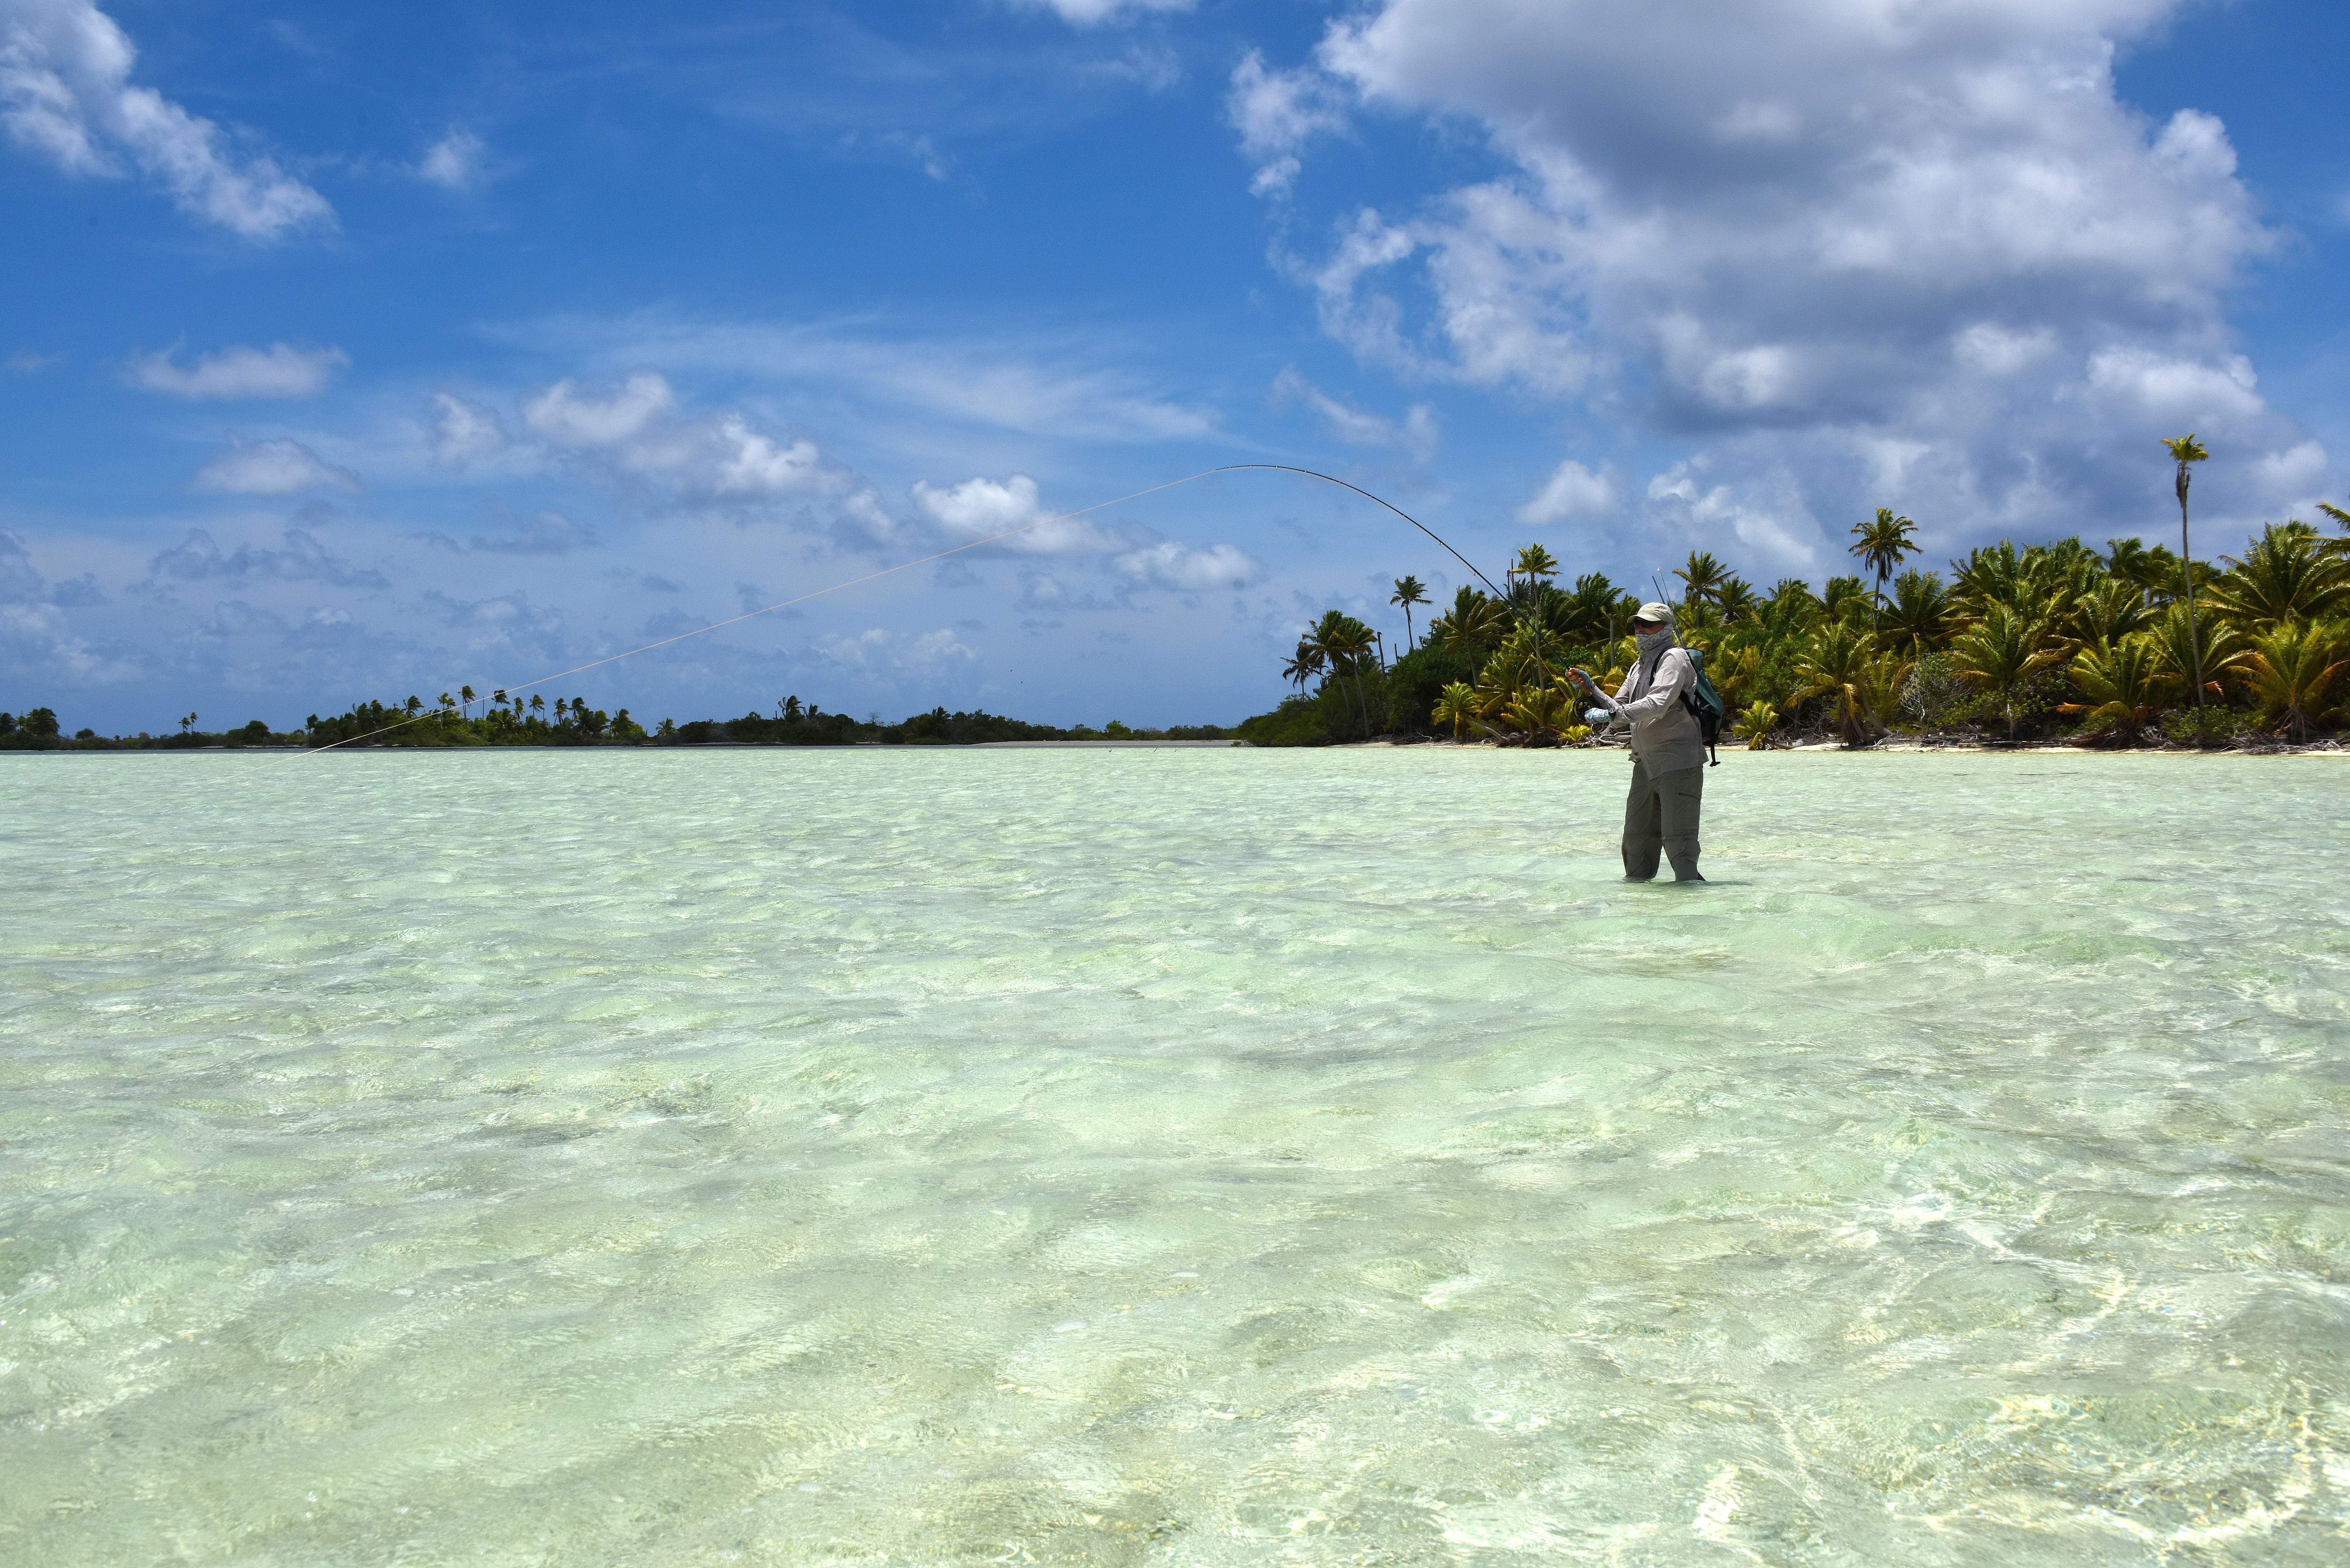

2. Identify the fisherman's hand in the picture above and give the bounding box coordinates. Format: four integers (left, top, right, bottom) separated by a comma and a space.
1566, 666, 1595, 692
1583, 708, 1614, 726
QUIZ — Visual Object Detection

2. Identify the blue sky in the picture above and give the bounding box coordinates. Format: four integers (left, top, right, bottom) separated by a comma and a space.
3, 0, 2345, 734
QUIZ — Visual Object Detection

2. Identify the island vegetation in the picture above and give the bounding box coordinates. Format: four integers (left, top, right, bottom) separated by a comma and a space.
1238, 467, 2350, 751
0, 691, 1227, 750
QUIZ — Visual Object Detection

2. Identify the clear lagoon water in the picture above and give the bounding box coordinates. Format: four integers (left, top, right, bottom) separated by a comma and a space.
3, 747, 2347, 1566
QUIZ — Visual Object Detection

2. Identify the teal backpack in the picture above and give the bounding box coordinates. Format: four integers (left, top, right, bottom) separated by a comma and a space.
1682, 648, 1726, 767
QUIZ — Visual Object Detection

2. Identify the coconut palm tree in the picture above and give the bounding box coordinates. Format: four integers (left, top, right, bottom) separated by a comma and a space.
1437, 586, 1509, 658
1882, 569, 1950, 654
1667, 550, 1727, 610
460, 684, 477, 718
2319, 496, 2349, 553
2241, 621, 2346, 743
1849, 508, 1920, 627
1390, 575, 1429, 649
1794, 621, 1882, 747
1281, 639, 1325, 697
2103, 537, 2183, 600
1713, 576, 1759, 623
2071, 578, 2149, 646
2144, 601, 2246, 704
1306, 610, 1378, 737
1951, 602, 2066, 742
2209, 523, 2348, 629
1431, 681, 1479, 739
2059, 635, 2176, 745
1508, 544, 1561, 589
1735, 699, 1778, 749
2163, 434, 2211, 707
1757, 578, 1822, 640
1821, 576, 1872, 626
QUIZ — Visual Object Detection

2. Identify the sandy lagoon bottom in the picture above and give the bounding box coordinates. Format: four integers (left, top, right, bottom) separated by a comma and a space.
3, 748, 2346, 1566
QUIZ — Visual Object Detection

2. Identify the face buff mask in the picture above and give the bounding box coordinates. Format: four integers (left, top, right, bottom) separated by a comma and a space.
1634, 627, 1675, 660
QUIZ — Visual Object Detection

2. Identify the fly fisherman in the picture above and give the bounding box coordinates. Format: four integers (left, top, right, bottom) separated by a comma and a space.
1568, 603, 1706, 883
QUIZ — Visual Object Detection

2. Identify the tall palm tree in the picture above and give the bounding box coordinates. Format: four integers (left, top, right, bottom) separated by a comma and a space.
1951, 602, 2066, 742
1849, 508, 1920, 629
2241, 622, 2346, 743
1306, 611, 1377, 737
1505, 545, 1561, 692
1508, 544, 1561, 588
1390, 575, 1429, 650
2163, 434, 2211, 708
1672, 550, 1728, 609
460, 684, 477, 719
1281, 639, 1325, 696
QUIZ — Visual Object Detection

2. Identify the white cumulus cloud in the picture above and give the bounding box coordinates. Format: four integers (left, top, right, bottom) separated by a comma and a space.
515, 370, 869, 517
130, 343, 347, 400
1228, 48, 1348, 197
1115, 540, 1258, 591
1254, 0, 2329, 554
0, 0, 332, 238
911, 473, 1117, 554
521, 373, 677, 446
1518, 459, 1617, 525
190, 437, 358, 495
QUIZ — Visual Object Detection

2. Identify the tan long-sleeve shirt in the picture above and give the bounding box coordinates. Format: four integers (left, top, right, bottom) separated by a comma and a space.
1603, 645, 1706, 774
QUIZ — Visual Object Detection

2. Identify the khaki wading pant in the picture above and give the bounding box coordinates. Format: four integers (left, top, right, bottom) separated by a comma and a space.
1622, 756, 1703, 880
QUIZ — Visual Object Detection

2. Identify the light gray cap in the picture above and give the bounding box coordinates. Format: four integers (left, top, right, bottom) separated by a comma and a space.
1633, 601, 1674, 626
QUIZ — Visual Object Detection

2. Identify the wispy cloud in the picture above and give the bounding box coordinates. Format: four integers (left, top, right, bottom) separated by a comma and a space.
512, 315, 1222, 445
1270, 367, 1438, 461
191, 437, 360, 495
130, 343, 347, 400
418, 509, 601, 556
140, 525, 386, 589
416, 129, 484, 190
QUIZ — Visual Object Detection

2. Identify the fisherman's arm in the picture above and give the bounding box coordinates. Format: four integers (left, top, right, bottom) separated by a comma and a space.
1568, 665, 1621, 714
1607, 651, 1692, 722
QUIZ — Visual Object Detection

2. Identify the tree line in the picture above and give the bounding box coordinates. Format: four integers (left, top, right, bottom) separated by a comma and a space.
1240, 464, 2350, 749
1, 688, 1229, 750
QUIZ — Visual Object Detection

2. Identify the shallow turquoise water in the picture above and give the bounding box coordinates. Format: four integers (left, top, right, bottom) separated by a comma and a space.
3, 748, 2347, 1566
